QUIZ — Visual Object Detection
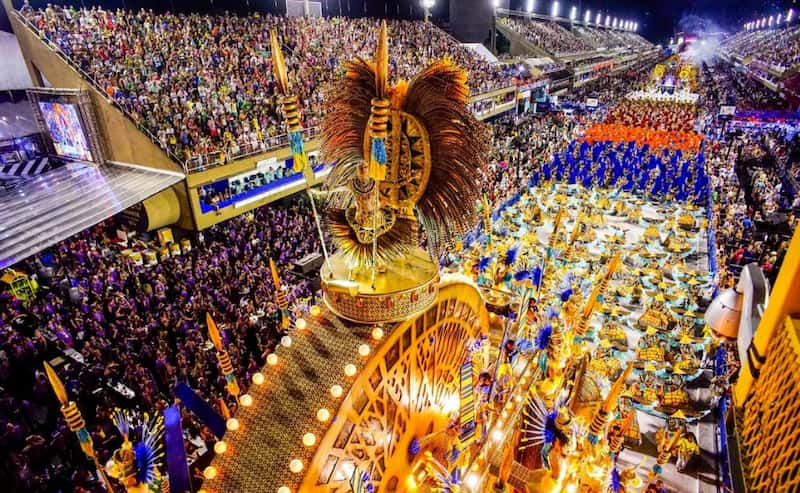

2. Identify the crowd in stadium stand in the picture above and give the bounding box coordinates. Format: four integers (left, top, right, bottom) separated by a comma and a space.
498, 17, 594, 55
605, 100, 698, 132
0, 199, 319, 492
22, 5, 513, 164
721, 25, 800, 70
566, 62, 655, 104
701, 61, 790, 112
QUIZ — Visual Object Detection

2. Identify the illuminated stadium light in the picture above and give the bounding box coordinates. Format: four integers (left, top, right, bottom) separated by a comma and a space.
421, 0, 434, 8
678, 36, 684, 44
612, 17, 617, 29
768, 15, 774, 27
551, 1, 559, 18
492, 0, 500, 8
605, 15, 611, 27
596, 12, 602, 25
762, 17, 767, 27
777, 14, 783, 24
634, 22, 638, 31
526, 0, 534, 13
570, 6, 576, 21
789, 9, 795, 23
584, 9, 591, 24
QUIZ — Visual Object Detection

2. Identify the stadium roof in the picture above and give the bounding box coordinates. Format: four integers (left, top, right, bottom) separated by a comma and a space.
0, 161, 183, 268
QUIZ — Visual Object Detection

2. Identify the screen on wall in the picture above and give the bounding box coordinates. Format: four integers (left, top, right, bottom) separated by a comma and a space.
37, 101, 94, 162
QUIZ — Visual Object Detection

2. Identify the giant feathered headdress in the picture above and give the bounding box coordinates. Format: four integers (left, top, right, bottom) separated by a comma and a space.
321, 21, 490, 265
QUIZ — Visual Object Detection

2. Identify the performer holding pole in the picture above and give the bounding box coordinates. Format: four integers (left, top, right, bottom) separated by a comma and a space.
270, 30, 333, 276
44, 363, 115, 492
206, 313, 241, 404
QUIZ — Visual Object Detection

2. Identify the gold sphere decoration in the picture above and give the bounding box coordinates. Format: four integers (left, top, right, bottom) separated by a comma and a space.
330, 384, 343, 398
214, 441, 228, 454
203, 466, 218, 480
310, 305, 321, 317
252, 372, 265, 385
267, 353, 279, 366
317, 408, 331, 422
289, 459, 304, 473
240, 394, 253, 407
278, 487, 291, 493
226, 418, 240, 431
296, 318, 308, 330
344, 364, 357, 377
302, 432, 317, 447
358, 344, 371, 357
371, 327, 384, 340
280, 335, 293, 348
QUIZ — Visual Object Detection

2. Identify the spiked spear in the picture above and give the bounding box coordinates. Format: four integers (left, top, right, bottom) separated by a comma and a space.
206, 313, 241, 403
269, 258, 292, 331
44, 363, 115, 492
586, 362, 633, 445
269, 29, 332, 276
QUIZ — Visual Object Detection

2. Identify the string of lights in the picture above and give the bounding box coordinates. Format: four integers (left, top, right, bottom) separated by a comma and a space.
744, 8, 794, 30
495, 0, 638, 31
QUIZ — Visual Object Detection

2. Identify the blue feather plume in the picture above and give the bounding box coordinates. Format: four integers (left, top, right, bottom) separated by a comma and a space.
560, 288, 573, 302
514, 269, 531, 282
478, 256, 491, 273
535, 324, 552, 350
544, 411, 558, 444
134, 442, 157, 485
531, 266, 542, 287
610, 467, 621, 492
504, 246, 519, 266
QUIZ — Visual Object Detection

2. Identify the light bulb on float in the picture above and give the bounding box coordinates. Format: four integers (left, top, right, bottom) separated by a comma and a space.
358, 344, 371, 357
371, 327, 384, 340
252, 372, 265, 385
551, 1, 559, 18
330, 384, 343, 398
267, 353, 279, 366
214, 440, 228, 454
302, 432, 317, 447
344, 363, 357, 377
240, 394, 253, 407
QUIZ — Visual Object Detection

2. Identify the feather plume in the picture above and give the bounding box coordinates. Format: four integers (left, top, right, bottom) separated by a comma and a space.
134, 414, 164, 485
535, 324, 553, 351
325, 208, 415, 268
504, 245, 519, 267
404, 60, 490, 256
478, 256, 492, 273
514, 269, 532, 282
321, 58, 376, 188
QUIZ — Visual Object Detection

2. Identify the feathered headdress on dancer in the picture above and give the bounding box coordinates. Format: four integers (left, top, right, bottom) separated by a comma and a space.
321, 22, 490, 265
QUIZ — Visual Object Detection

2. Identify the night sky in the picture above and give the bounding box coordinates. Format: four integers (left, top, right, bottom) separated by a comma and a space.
1, 0, 798, 44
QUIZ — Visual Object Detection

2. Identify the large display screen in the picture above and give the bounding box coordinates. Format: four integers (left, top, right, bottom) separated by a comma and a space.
38, 101, 94, 162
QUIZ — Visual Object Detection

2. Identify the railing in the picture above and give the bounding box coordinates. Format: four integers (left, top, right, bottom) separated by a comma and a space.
184, 126, 321, 173
14, 11, 187, 169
